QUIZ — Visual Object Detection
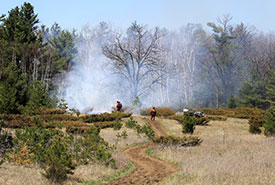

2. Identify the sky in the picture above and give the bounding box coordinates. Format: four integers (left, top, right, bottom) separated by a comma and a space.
1, 0, 275, 32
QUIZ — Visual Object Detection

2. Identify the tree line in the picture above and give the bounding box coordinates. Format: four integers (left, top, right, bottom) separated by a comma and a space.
0, 3, 274, 114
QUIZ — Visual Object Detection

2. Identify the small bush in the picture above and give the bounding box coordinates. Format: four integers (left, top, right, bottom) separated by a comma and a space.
0, 124, 13, 159
8, 143, 33, 165
113, 121, 122, 130
42, 135, 75, 183
71, 128, 115, 167
248, 115, 264, 134
125, 117, 138, 128
264, 106, 275, 136
141, 124, 156, 139
152, 136, 202, 147
194, 117, 209, 125
121, 130, 128, 139
182, 115, 196, 134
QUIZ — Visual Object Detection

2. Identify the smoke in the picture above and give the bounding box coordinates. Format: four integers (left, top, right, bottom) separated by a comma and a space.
58, 24, 119, 113
58, 22, 230, 112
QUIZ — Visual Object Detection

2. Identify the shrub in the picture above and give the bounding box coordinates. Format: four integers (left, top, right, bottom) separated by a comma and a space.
34, 108, 66, 115
248, 114, 264, 134
125, 117, 138, 128
140, 107, 176, 117
264, 106, 275, 136
42, 135, 75, 183
71, 128, 115, 167
198, 107, 265, 119
195, 117, 209, 125
152, 136, 202, 147
83, 112, 132, 123
141, 123, 155, 139
121, 130, 128, 139
113, 121, 122, 130
8, 143, 33, 165
0, 123, 13, 160
182, 115, 196, 134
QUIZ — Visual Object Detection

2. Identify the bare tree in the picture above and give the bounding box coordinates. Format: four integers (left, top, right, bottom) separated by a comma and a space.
102, 22, 164, 103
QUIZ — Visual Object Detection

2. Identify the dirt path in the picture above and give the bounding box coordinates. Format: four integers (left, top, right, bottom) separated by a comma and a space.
107, 120, 177, 185
148, 120, 169, 137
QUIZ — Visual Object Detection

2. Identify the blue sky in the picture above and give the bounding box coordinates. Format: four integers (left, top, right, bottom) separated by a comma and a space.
1, 0, 274, 32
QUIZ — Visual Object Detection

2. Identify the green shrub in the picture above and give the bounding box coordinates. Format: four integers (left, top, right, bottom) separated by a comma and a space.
182, 115, 196, 134
264, 106, 275, 136
113, 121, 122, 130
121, 130, 128, 139
194, 117, 209, 125
125, 117, 138, 128
141, 124, 155, 139
0, 123, 13, 161
42, 135, 75, 183
71, 128, 115, 167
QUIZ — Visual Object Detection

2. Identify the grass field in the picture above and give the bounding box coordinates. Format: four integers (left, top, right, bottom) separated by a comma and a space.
153, 118, 275, 185
1, 116, 274, 185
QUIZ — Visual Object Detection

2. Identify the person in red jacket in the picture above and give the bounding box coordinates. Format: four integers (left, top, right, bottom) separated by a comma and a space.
150, 106, 156, 120
116, 100, 122, 112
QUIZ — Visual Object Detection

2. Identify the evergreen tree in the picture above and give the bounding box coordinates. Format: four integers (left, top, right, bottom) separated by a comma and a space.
264, 106, 275, 136
238, 79, 269, 109
266, 71, 275, 107
205, 16, 238, 107
24, 81, 52, 114
0, 61, 23, 113
227, 94, 236, 109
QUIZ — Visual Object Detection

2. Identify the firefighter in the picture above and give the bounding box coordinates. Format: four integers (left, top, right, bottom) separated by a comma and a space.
150, 106, 156, 120
116, 100, 122, 112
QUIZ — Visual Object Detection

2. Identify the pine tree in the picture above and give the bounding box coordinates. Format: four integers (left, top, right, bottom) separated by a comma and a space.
227, 94, 236, 109
264, 106, 275, 136
266, 71, 275, 107
0, 62, 23, 113
238, 80, 269, 109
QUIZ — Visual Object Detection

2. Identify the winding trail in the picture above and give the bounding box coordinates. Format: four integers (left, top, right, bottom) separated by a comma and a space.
107, 119, 177, 185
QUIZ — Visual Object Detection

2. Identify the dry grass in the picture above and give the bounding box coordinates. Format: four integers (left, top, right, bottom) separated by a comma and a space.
99, 117, 150, 149
151, 118, 275, 185
0, 164, 48, 185
0, 116, 148, 185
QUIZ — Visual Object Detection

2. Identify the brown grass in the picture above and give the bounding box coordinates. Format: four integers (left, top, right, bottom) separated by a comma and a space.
99, 117, 150, 149
151, 118, 275, 185
0, 116, 148, 185
2, 116, 274, 185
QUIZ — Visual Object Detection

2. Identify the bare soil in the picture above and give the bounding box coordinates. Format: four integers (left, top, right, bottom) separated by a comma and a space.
107, 120, 177, 185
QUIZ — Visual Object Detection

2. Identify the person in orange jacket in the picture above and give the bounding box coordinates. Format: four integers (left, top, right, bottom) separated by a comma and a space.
150, 106, 156, 120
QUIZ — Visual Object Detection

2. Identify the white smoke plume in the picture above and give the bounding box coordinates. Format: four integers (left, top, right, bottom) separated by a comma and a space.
59, 23, 119, 113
